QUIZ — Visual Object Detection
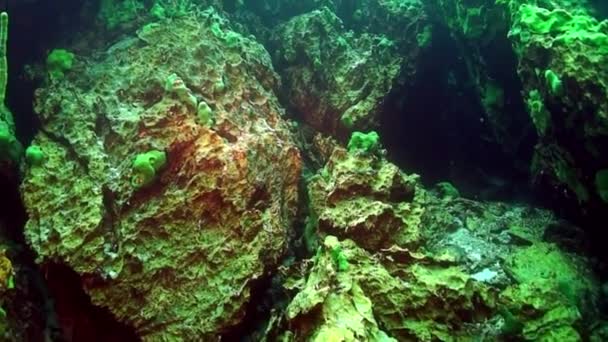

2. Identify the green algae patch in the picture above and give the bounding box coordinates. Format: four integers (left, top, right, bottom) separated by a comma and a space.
507, 242, 593, 297
500, 242, 598, 340
46, 49, 75, 79
24, 145, 44, 167
131, 150, 166, 188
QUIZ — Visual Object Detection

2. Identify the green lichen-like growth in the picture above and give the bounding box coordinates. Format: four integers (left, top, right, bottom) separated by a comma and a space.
347, 131, 380, 155
527, 89, 550, 136
131, 150, 167, 188
330, 245, 349, 272
47, 49, 75, 79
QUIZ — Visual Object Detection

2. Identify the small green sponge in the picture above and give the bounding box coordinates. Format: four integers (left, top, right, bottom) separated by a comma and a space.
347, 131, 381, 155
47, 49, 75, 79
132, 150, 167, 188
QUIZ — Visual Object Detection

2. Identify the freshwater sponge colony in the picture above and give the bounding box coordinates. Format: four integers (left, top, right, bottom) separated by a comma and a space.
5, 0, 608, 340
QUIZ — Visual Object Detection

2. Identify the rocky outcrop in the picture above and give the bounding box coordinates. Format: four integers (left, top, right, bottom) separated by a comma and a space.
505, 1, 608, 206
279, 143, 600, 340
21, 9, 301, 340
270, 7, 403, 137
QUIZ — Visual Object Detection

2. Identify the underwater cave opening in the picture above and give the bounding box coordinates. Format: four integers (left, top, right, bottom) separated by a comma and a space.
380, 24, 535, 204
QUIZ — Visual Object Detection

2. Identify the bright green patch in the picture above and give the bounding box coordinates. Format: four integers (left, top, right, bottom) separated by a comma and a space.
544, 69, 563, 96
131, 150, 167, 188
46, 49, 75, 79
347, 131, 380, 155
25, 145, 44, 166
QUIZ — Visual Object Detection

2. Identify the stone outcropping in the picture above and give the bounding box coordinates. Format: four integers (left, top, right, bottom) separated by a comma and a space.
21, 9, 301, 340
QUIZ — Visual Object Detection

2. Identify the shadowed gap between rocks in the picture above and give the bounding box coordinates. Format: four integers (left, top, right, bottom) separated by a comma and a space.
379, 23, 535, 204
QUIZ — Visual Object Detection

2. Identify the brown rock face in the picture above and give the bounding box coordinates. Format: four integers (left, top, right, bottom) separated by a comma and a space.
21, 9, 300, 340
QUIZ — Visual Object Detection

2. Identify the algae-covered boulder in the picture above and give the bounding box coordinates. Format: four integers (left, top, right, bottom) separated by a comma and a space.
271, 7, 402, 137
504, 1, 608, 204
308, 146, 424, 251
290, 143, 600, 340
21, 9, 301, 340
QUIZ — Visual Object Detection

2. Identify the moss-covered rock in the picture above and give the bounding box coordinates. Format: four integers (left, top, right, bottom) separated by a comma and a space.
271, 7, 402, 137
308, 147, 423, 251
22, 9, 301, 340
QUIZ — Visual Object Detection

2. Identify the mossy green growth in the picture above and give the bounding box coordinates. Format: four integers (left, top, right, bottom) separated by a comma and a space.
46, 49, 75, 79
25, 145, 44, 166
196, 101, 214, 126
150, 0, 193, 20
498, 307, 524, 336
330, 244, 349, 272
594, 169, 608, 203
347, 131, 380, 155
340, 112, 355, 129
507, 242, 591, 301
544, 69, 563, 96
527, 89, 550, 136
511, 4, 608, 55
416, 25, 432, 48
131, 150, 167, 188
325, 236, 349, 272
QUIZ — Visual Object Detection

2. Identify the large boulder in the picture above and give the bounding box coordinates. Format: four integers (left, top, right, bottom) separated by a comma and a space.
21, 9, 301, 340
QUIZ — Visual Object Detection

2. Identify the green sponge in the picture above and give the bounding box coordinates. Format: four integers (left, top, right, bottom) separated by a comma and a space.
131, 150, 167, 188
347, 131, 381, 155
25, 145, 44, 166
47, 49, 75, 79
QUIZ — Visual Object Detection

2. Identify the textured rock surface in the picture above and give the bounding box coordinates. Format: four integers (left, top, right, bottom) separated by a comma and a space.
504, 1, 608, 205
271, 7, 402, 137
308, 146, 423, 251
21, 9, 301, 340
282, 145, 600, 340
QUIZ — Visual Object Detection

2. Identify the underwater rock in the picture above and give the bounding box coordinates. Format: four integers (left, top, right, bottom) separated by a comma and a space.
308, 146, 423, 251
21, 9, 301, 340
290, 143, 600, 340
271, 7, 402, 137
506, 1, 608, 205
279, 234, 497, 340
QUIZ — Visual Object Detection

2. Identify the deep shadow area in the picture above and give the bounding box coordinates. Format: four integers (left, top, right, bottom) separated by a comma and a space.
380, 25, 534, 203
44, 263, 141, 342
0, 0, 92, 144
0, 170, 47, 340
